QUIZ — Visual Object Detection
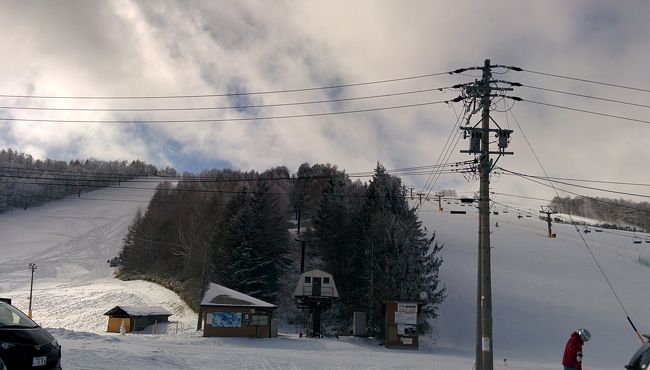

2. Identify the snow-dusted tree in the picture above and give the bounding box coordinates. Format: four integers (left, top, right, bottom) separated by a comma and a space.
360, 164, 445, 336
312, 177, 366, 323
211, 182, 290, 303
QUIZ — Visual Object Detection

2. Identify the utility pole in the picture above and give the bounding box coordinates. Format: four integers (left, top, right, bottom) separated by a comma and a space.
435, 193, 443, 211
28, 263, 37, 318
459, 59, 516, 370
540, 205, 559, 238
197, 242, 208, 331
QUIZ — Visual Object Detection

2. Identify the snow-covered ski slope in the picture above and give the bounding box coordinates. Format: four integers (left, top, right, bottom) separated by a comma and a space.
1, 180, 649, 369
0, 178, 197, 333
422, 205, 650, 369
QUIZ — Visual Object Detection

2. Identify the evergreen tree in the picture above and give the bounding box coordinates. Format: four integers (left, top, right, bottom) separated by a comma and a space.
313, 178, 366, 323
211, 183, 291, 303
360, 164, 445, 336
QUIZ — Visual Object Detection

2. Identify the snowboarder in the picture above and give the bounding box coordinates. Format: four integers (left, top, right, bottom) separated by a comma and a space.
562, 328, 590, 370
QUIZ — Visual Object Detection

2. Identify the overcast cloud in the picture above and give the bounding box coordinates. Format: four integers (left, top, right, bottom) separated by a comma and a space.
1, 0, 649, 210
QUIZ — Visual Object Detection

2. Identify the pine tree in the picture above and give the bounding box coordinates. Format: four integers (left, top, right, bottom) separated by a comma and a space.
360, 164, 445, 336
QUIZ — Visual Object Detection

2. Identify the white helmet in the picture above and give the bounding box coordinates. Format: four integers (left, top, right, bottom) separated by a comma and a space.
578, 328, 591, 343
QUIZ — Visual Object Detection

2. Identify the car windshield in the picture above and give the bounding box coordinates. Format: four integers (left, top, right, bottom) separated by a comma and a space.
0, 302, 38, 328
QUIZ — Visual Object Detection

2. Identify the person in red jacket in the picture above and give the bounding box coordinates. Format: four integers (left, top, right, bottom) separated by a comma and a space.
563, 328, 591, 370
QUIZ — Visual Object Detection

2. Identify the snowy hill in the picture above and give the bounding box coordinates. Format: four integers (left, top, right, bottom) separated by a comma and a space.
1, 180, 649, 369
421, 206, 650, 369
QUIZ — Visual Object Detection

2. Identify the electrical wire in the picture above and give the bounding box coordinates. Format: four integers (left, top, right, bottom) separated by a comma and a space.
521, 99, 650, 126
0, 99, 458, 124
521, 84, 650, 110
0, 71, 456, 100
498, 169, 650, 200
521, 69, 650, 94
508, 107, 645, 343
0, 85, 460, 112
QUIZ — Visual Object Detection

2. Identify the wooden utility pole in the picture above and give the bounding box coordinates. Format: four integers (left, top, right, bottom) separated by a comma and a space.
459, 59, 515, 370
477, 59, 494, 370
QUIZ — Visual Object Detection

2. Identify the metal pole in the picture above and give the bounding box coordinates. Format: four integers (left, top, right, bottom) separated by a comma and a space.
28, 263, 37, 318
479, 59, 494, 370
197, 243, 208, 331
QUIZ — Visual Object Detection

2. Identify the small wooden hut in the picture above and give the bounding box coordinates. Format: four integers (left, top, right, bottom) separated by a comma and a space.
104, 306, 172, 333
201, 283, 277, 338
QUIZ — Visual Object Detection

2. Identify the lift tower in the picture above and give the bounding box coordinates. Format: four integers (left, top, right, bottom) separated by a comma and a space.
540, 205, 559, 238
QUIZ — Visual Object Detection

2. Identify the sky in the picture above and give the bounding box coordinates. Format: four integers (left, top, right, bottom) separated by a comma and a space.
1, 0, 649, 210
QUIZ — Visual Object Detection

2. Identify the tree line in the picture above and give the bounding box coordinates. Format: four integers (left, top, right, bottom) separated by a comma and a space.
117, 162, 445, 337
0, 148, 169, 213
551, 196, 650, 232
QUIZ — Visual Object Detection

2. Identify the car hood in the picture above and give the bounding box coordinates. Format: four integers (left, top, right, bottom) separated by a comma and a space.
0, 327, 54, 345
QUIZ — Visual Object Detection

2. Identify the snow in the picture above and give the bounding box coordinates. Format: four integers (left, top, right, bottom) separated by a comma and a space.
105, 306, 172, 317
1, 180, 649, 369
202, 283, 276, 308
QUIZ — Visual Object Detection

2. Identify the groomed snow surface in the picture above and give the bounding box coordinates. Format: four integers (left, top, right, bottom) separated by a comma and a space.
1, 179, 649, 369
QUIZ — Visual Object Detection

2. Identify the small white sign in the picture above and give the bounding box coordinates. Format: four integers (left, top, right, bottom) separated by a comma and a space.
394, 312, 417, 324
402, 337, 413, 345
397, 303, 417, 314
482, 337, 491, 352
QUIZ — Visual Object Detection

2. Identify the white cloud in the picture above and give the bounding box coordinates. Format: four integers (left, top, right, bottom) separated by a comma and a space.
1, 0, 649, 210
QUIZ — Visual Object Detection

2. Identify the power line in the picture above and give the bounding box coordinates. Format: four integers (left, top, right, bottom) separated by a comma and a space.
521, 99, 650, 126
521, 68, 650, 94
506, 106, 643, 341
1, 161, 472, 183
503, 171, 650, 215
0, 85, 459, 112
495, 172, 650, 188
521, 84, 650, 110
498, 168, 650, 199
0, 70, 456, 100
0, 98, 459, 124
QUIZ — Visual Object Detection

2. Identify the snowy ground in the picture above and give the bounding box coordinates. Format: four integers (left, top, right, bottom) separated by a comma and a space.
1, 180, 649, 369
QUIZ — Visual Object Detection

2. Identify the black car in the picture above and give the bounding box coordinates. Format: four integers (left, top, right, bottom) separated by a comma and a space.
626, 335, 650, 370
0, 301, 61, 369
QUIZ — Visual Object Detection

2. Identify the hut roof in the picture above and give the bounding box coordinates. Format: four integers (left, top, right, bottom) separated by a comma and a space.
299, 269, 333, 278
103, 306, 172, 317
200, 283, 276, 309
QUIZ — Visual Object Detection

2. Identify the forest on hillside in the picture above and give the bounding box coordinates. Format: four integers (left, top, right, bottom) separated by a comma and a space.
551, 196, 650, 232
0, 148, 172, 213
117, 163, 446, 336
